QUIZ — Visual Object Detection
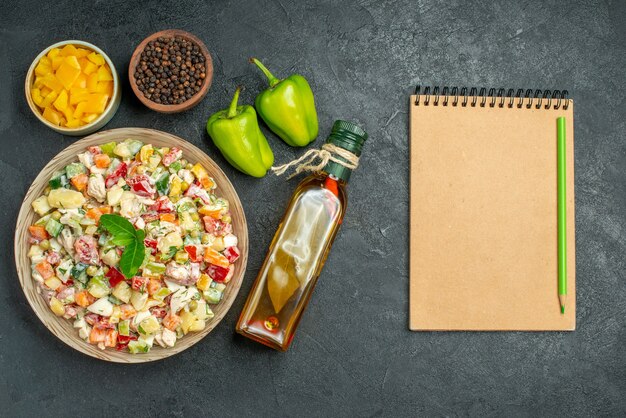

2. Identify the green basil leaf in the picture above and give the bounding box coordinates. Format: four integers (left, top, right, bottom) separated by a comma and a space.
111, 235, 137, 246
99, 214, 136, 243
119, 239, 146, 278
135, 228, 146, 242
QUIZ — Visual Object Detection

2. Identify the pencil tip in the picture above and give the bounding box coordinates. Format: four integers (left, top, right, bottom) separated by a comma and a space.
561, 305, 565, 314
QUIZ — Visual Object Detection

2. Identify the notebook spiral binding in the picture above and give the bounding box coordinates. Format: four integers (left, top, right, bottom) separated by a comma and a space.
414, 85, 569, 110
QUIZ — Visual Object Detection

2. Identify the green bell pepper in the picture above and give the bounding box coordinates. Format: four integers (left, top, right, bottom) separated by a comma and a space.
206, 87, 274, 178
250, 58, 319, 147
155, 172, 170, 196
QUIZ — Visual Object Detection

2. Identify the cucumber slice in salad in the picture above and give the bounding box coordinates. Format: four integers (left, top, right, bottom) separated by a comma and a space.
87, 276, 110, 298
203, 288, 222, 304
126, 139, 143, 156
155, 172, 170, 196
118, 320, 130, 337
44, 218, 63, 237
127, 340, 150, 354
168, 161, 183, 173
65, 162, 87, 179
145, 261, 166, 274
49, 171, 68, 189
99, 141, 117, 157
152, 287, 171, 301
70, 263, 89, 283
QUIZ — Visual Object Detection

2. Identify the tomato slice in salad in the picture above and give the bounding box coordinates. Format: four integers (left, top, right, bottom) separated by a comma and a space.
144, 238, 158, 254
105, 162, 127, 188
106, 267, 126, 288
207, 264, 234, 283
184, 245, 203, 262
116, 334, 138, 351
127, 174, 156, 197
223, 246, 240, 263
28, 140, 240, 354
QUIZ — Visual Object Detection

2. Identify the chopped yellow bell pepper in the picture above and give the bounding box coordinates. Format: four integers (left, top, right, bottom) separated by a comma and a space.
69, 87, 90, 105
82, 59, 98, 75
41, 90, 58, 107
87, 52, 105, 66
47, 48, 61, 60
84, 93, 109, 114
65, 55, 81, 69
97, 65, 113, 81
191, 163, 215, 189
51, 56, 64, 71
75, 48, 91, 58
169, 176, 183, 197
82, 113, 98, 124
42, 73, 64, 93
196, 273, 212, 291
35, 61, 51, 77
31, 44, 113, 129
78, 57, 90, 71
87, 72, 99, 92
73, 101, 87, 118
139, 145, 154, 164
96, 81, 114, 95
191, 163, 208, 179
43, 107, 63, 125
65, 118, 82, 128
70, 86, 89, 97
31, 88, 44, 107
63, 110, 76, 126
70, 92, 91, 106
60, 44, 78, 57
72, 73, 87, 89
56, 57, 82, 89
53, 90, 68, 112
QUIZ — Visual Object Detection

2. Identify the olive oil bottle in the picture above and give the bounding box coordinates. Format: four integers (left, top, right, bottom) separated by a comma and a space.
236, 120, 367, 351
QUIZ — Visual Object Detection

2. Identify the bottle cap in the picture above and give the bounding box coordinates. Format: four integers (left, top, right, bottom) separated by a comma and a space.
324, 120, 367, 181
327, 120, 368, 157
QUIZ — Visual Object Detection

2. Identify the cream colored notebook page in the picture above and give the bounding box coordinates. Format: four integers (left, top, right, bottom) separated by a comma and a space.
409, 88, 575, 331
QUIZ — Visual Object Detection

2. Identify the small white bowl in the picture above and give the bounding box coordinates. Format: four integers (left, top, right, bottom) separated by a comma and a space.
25, 40, 121, 136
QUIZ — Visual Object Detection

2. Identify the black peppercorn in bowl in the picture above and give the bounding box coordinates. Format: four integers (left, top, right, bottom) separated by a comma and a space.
129, 29, 213, 113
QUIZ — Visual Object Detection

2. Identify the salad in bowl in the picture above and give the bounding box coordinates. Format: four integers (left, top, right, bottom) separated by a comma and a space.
27, 139, 241, 353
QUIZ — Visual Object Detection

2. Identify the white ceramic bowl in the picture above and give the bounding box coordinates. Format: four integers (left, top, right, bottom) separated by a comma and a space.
24, 40, 121, 136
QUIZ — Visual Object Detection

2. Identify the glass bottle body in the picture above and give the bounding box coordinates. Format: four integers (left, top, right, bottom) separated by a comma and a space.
236, 172, 347, 351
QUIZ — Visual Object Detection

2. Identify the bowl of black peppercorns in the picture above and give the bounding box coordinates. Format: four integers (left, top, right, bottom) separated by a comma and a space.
129, 29, 213, 113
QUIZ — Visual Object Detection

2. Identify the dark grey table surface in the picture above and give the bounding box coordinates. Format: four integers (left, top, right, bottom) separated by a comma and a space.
1, 0, 625, 416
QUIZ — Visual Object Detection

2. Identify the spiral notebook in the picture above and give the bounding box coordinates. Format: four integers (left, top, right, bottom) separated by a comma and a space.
409, 86, 576, 331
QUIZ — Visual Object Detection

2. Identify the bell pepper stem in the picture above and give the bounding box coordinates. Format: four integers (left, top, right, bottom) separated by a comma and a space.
250, 58, 280, 88
227, 86, 242, 118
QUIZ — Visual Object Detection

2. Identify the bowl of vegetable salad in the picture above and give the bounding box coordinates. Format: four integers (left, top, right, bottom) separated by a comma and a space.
15, 128, 248, 362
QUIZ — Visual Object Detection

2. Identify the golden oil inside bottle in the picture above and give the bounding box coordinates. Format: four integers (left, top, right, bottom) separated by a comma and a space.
236, 174, 345, 350
236, 120, 367, 351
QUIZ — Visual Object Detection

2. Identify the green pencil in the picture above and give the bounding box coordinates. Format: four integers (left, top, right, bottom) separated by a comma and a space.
557, 117, 567, 314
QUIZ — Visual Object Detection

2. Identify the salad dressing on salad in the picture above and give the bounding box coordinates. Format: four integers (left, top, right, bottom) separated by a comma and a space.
27, 139, 241, 353
236, 121, 367, 351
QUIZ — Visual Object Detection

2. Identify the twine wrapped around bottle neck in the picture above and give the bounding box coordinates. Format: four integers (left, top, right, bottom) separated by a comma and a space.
271, 143, 360, 179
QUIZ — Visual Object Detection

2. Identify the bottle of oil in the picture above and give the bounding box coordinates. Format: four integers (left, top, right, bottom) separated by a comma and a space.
236, 120, 367, 351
